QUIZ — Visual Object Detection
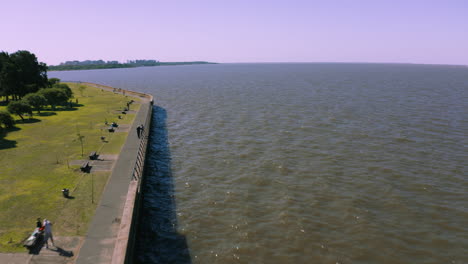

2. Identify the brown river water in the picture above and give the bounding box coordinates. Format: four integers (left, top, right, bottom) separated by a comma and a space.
51, 63, 468, 264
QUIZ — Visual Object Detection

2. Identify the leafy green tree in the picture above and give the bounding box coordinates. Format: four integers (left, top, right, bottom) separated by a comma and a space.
39, 88, 69, 109
0, 111, 14, 129
0, 50, 48, 100
7, 100, 32, 121
48, 78, 60, 87
23, 93, 47, 113
0, 52, 6, 98
9, 51, 48, 97
0, 52, 18, 101
52, 83, 73, 98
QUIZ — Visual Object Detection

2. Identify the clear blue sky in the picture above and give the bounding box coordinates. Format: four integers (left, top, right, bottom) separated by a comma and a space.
1, 0, 467, 65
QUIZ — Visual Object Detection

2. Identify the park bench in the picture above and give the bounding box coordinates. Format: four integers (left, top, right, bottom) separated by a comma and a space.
89, 151, 99, 160
62, 188, 70, 198
81, 162, 91, 173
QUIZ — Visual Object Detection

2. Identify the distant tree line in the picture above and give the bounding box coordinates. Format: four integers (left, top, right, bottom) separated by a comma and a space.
49, 59, 214, 71
59, 59, 159, 66
49, 63, 130, 71
0, 50, 73, 130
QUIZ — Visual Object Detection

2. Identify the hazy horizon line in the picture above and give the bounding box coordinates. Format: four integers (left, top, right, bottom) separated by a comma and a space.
47, 60, 468, 67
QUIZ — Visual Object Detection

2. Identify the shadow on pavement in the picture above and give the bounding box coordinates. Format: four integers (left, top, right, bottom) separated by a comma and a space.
27, 236, 44, 255
134, 105, 192, 264
50, 246, 74, 257
28, 238, 74, 258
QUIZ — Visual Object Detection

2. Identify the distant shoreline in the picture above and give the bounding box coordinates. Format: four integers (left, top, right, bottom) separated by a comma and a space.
49, 61, 217, 71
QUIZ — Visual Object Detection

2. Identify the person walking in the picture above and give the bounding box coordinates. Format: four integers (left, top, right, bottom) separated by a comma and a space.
140, 124, 145, 137
136, 125, 142, 138
43, 219, 54, 248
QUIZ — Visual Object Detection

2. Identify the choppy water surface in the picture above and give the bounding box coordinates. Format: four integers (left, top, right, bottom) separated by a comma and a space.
51, 64, 468, 263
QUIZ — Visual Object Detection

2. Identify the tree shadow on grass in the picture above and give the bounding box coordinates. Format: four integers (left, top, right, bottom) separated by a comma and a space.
52, 107, 78, 112
45, 104, 84, 112
16, 118, 41, 124
37, 112, 57, 117
4, 126, 21, 132
0, 127, 20, 149
0, 138, 17, 149
134, 105, 192, 264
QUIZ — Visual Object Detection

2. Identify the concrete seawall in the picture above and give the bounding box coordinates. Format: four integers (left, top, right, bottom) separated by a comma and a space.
74, 83, 153, 264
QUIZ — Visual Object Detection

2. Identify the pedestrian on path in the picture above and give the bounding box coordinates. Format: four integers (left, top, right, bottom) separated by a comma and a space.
43, 219, 54, 248
136, 125, 142, 138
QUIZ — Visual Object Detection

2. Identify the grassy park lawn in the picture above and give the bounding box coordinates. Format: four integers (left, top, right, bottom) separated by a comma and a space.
0, 83, 140, 252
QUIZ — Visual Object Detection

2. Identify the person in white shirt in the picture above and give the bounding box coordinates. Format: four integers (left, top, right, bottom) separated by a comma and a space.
43, 219, 54, 248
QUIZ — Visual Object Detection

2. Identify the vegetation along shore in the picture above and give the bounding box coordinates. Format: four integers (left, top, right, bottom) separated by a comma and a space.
0, 50, 140, 252
49, 59, 216, 71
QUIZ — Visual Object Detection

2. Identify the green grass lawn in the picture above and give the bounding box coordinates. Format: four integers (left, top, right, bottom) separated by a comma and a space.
0, 83, 141, 252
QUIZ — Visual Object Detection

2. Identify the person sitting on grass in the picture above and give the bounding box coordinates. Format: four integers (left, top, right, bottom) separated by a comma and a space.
36, 218, 43, 230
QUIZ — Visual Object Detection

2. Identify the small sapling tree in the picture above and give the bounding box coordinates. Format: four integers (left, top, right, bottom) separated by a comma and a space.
76, 132, 85, 157
23, 93, 47, 113
39, 88, 70, 109
7, 101, 32, 121
78, 85, 86, 97
53, 83, 73, 98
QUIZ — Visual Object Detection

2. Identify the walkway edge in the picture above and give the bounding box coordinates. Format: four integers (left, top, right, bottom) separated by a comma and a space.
73, 82, 153, 264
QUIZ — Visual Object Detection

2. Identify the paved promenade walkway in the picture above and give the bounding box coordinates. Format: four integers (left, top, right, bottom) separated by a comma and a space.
75, 96, 151, 264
